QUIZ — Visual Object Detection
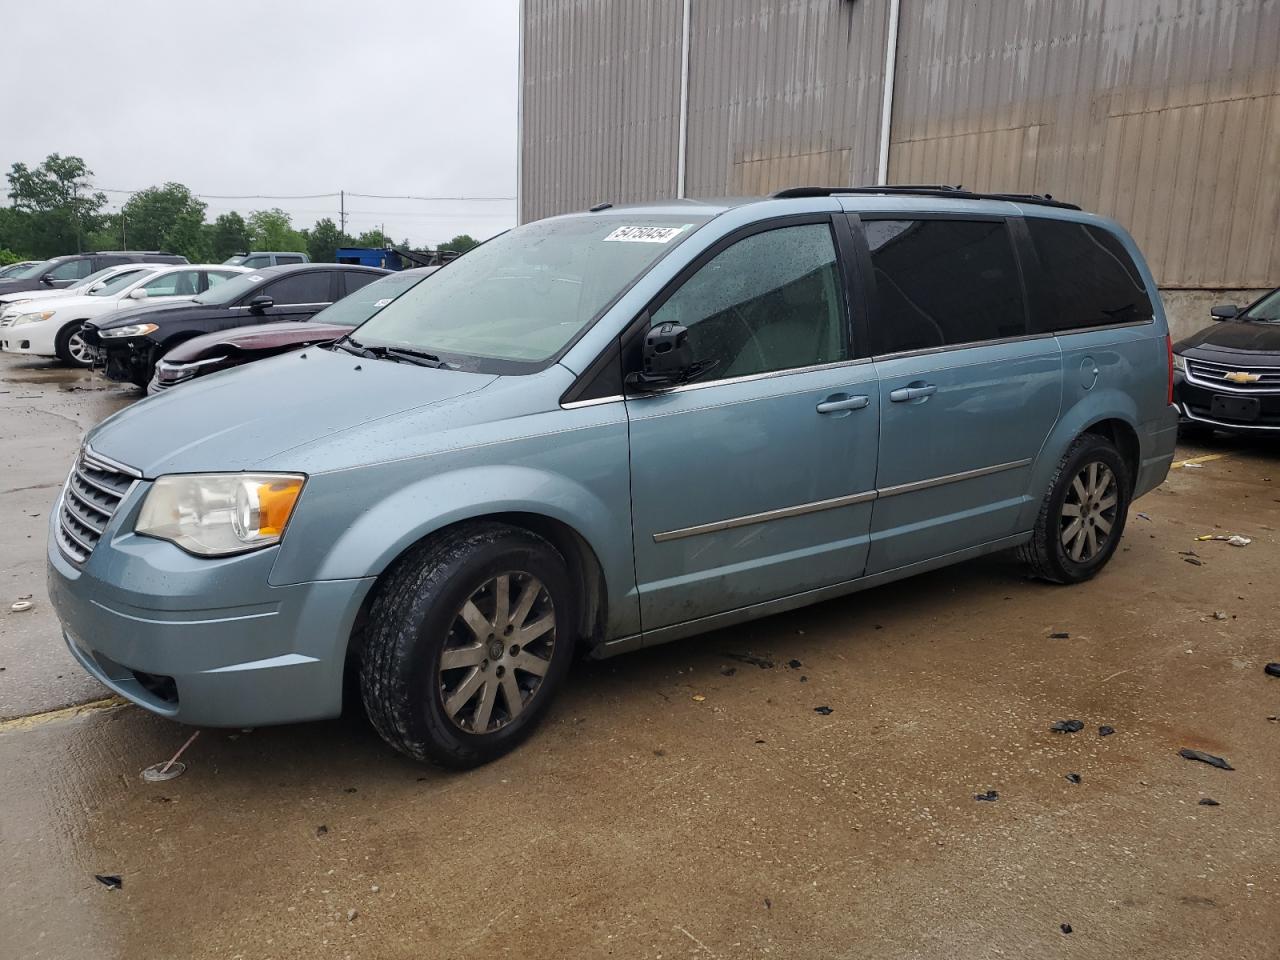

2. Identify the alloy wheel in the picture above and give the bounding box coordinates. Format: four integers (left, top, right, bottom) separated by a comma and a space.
1060, 461, 1118, 563
437, 572, 556, 734
68, 331, 91, 364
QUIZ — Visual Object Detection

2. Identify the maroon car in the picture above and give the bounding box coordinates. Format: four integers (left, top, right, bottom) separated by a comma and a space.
148, 266, 438, 393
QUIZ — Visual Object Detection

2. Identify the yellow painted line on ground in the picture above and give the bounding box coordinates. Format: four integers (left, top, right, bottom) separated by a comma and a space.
0, 695, 128, 734
1172, 452, 1227, 468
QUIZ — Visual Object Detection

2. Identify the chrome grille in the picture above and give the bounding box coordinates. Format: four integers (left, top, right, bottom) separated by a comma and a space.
1185, 357, 1280, 392
57, 448, 137, 563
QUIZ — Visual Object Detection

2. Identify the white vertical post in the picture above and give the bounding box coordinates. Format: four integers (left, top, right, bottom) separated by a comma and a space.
677, 0, 692, 198
876, 0, 901, 185
516, 0, 526, 224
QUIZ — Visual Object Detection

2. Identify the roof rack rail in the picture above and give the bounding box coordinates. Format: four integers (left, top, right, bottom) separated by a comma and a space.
769, 184, 1080, 210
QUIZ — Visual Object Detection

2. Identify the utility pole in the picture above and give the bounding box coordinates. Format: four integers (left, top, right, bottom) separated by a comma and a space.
339, 190, 346, 234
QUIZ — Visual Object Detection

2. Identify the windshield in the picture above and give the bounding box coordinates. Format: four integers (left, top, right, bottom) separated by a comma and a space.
71, 266, 124, 290
311, 271, 430, 327
91, 268, 155, 296
1243, 289, 1280, 322
223, 256, 247, 265
351, 215, 709, 368
7, 261, 49, 279
194, 271, 266, 306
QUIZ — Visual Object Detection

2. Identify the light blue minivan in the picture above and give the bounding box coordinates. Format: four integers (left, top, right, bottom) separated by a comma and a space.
49, 187, 1177, 766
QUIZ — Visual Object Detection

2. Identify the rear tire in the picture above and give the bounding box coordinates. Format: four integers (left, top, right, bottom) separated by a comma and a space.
1019, 433, 1132, 584
359, 522, 576, 767
54, 322, 92, 368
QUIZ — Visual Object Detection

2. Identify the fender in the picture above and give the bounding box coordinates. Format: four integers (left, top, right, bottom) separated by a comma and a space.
1017, 386, 1141, 530
268, 463, 641, 638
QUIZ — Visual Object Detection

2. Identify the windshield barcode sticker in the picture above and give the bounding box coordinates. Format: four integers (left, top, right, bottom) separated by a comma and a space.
603, 225, 687, 243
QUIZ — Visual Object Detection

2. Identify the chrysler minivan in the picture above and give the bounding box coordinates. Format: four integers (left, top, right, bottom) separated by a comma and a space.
48, 187, 1177, 766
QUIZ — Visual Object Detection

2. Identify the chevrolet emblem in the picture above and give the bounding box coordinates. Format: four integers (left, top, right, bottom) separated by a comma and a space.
1223, 371, 1261, 384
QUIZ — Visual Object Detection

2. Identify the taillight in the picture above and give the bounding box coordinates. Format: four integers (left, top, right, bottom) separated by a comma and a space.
1165, 334, 1174, 406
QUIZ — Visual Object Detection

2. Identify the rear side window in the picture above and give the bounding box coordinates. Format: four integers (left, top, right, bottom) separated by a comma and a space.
1026, 219, 1154, 331
865, 218, 1026, 355
342, 271, 381, 296
276, 255, 305, 265
649, 223, 848, 381
262, 272, 331, 305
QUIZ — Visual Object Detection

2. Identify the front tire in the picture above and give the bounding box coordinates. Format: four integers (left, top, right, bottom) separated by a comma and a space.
359, 523, 576, 767
54, 322, 93, 368
1019, 433, 1132, 584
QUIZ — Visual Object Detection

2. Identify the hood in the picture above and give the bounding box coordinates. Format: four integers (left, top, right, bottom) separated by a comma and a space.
6, 292, 102, 315
87, 348, 496, 478
87, 346, 497, 476
1176, 319, 1280, 364
165, 321, 354, 363
90, 299, 207, 329
0, 287, 66, 307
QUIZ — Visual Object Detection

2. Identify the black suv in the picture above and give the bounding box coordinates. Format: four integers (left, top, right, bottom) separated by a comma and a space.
84, 263, 388, 387
0, 252, 187, 295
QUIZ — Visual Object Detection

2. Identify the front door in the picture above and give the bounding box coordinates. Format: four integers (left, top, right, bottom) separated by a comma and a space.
626, 218, 880, 631
857, 216, 1063, 573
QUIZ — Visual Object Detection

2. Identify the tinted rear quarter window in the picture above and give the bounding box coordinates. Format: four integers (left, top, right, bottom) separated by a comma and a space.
342, 271, 381, 296
262, 272, 331, 305
1026, 219, 1153, 331
865, 218, 1026, 355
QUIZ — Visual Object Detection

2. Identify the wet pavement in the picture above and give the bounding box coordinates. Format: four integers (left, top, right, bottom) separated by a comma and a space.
2, 351, 1279, 959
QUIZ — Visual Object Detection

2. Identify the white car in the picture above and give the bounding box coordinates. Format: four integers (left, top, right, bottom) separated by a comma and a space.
0, 262, 164, 315
0, 264, 250, 366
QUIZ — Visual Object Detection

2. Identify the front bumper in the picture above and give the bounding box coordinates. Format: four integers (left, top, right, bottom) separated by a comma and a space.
0, 319, 57, 356
1174, 371, 1280, 432
92, 338, 154, 383
47, 488, 376, 727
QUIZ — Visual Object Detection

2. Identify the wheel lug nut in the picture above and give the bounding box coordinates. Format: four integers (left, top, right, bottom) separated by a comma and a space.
509, 644, 520, 657
496, 665, 505, 678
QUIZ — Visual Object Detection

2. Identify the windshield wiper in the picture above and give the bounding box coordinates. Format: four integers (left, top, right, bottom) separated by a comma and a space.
331, 335, 451, 368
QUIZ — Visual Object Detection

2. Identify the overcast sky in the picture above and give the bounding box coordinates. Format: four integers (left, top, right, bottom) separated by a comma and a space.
3, 0, 518, 248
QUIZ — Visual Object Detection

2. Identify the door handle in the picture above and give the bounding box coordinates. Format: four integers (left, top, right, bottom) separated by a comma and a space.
816, 394, 870, 414
889, 383, 938, 403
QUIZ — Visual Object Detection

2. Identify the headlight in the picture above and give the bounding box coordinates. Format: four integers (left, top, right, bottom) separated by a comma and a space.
136, 473, 306, 556
13, 310, 55, 326
100, 323, 159, 339
1172, 353, 1186, 372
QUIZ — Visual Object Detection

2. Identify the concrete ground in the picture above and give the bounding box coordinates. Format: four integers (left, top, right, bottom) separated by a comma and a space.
1, 352, 1278, 960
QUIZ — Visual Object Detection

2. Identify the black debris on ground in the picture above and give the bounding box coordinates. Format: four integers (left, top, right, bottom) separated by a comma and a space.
1048, 631, 1070, 639
1183, 556, 1204, 566
1051, 720, 1084, 733
764, 898, 772, 910
799, 675, 808, 683
1179, 748, 1234, 770
344, 787, 357, 794
315, 825, 329, 837
1065, 773, 1082, 784
1264, 662, 1280, 678
94, 875, 122, 890
974, 790, 999, 802
719, 666, 737, 677
787, 659, 803, 669
1198, 798, 1221, 806
813, 705, 834, 715
754, 739, 766, 744
724, 652, 775, 669
1061, 923, 1073, 935
1099, 725, 1116, 737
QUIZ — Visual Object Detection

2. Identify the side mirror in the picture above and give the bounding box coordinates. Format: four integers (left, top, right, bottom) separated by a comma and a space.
128, 288, 148, 300
39, 275, 55, 285
88, 283, 106, 293
1210, 304, 1240, 320
625, 321, 716, 391
247, 294, 274, 313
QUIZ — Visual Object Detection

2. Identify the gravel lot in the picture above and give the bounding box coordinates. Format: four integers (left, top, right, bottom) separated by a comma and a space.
2, 352, 1278, 959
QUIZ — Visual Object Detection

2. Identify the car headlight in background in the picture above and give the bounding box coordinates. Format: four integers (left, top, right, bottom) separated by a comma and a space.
1172, 353, 1186, 372
136, 473, 306, 556
99, 323, 159, 339
13, 310, 55, 326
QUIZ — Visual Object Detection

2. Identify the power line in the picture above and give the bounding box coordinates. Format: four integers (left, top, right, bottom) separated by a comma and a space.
95, 186, 514, 202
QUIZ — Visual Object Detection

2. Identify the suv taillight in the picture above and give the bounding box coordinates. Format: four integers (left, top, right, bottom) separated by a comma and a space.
1165, 334, 1174, 406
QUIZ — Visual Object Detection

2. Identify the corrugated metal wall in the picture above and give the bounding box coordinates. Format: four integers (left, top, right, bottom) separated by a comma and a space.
521, 0, 1279, 288
520, 0, 684, 222
683, 0, 888, 196
890, 0, 1279, 289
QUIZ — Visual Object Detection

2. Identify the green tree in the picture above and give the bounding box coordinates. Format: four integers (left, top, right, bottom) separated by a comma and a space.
439, 233, 479, 254
247, 208, 306, 252
0, 248, 21, 266
354, 227, 392, 250
206, 212, 252, 261
305, 217, 351, 263
6, 153, 106, 257
0, 206, 34, 257
119, 183, 208, 259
